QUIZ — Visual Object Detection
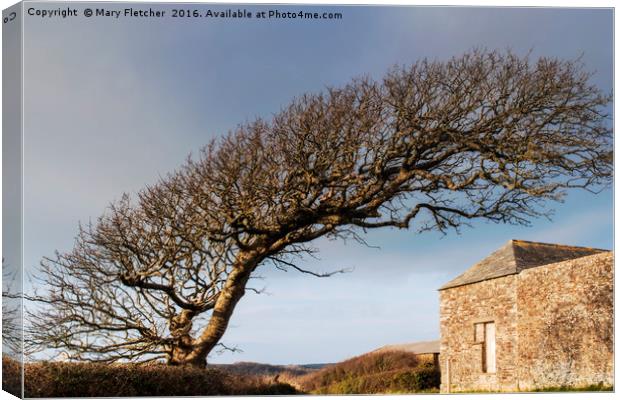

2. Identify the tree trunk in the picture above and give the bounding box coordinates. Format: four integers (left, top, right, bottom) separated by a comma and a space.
168, 344, 207, 368
180, 254, 258, 366
167, 309, 206, 367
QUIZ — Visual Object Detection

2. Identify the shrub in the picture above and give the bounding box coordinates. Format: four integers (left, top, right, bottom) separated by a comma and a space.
1, 357, 297, 397
391, 366, 440, 392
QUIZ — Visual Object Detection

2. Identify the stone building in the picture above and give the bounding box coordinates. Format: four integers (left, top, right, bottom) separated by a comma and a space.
438, 240, 613, 393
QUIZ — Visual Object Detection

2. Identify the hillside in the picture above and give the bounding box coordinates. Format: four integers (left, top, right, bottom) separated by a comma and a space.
295, 350, 440, 394
209, 340, 442, 394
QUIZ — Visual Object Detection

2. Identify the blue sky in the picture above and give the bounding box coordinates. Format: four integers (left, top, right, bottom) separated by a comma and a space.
18, 5, 613, 364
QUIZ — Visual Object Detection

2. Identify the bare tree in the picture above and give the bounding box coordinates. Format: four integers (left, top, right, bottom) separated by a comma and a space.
27, 50, 612, 367
3, 267, 22, 358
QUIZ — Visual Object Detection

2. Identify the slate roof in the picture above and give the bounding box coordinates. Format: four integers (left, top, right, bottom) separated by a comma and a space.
373, 340, 440, 355
439, 240, 608, 291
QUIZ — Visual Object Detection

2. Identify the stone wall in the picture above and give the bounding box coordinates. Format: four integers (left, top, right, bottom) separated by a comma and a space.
516, 252, 613, 390
439, 251, 613, 393
439, 274, 519, 393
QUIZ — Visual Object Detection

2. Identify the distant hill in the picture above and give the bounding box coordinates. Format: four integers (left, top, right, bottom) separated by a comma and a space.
300, 363, 331, 369
212, 361, 330, 378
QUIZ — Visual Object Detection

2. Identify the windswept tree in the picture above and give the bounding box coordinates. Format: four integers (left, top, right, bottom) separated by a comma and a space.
27, 50, 612, 367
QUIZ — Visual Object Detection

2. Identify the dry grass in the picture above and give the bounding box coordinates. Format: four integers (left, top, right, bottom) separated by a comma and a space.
296, 350, 440, 394
3, 356, 297, 397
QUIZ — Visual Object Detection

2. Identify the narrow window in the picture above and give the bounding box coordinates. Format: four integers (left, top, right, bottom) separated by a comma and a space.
474, 321, 496, 373
485, 322, 496, 373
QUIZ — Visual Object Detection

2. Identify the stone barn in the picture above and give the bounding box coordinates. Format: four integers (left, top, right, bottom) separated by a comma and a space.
438, 240, 613, 393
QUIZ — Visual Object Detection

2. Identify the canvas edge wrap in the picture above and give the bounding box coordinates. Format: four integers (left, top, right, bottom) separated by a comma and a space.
3, 1, 24, 398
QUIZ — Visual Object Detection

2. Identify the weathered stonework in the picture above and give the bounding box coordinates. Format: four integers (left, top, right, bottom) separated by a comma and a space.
516, 252, 613, 390
439, 274, 519, 392
439, 249, 613, 393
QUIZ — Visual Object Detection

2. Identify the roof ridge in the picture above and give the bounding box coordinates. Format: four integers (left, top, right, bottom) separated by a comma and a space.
510, 239, 609, 251
508, 239, 519, 267
439, 239, 608, 291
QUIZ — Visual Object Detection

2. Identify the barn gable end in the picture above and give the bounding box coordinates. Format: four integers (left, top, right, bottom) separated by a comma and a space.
438, 240, 613, 393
